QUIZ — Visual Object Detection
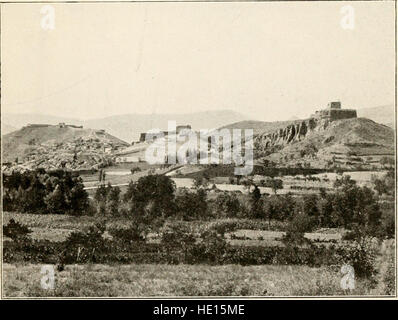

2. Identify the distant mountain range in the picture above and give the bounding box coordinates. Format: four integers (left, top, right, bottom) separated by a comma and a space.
356, 105, 394, 128
1, 104, 394, 143
2, 110, 247, 143
2, 104, 394, 171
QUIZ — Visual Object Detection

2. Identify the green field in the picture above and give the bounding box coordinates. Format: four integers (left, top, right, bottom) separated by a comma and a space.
2, 263, 376, 297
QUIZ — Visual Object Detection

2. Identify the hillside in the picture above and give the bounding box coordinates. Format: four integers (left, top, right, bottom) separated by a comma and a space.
254, 117, 394, 169
2, 125, 129, 171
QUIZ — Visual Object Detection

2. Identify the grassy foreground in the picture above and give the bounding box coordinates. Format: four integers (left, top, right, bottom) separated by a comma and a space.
3, 263, 378, 297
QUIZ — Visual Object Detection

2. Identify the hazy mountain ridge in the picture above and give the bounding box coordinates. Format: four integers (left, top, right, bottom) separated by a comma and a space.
2, 110, 247, 142
356, 105, 394, 128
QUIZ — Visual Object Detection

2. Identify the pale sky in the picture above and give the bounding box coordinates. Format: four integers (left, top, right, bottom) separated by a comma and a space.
1, 1, 395, 121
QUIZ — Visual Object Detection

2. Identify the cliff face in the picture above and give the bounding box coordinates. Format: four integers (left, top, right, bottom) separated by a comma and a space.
254, 117, 326, 151
254, 116, 394, 164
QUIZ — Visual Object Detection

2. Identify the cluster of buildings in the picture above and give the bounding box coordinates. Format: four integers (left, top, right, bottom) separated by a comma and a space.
138, 125, 192, 142
115, 124, 193, 163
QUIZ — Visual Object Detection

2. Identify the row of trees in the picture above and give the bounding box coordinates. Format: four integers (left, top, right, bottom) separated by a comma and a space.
248, 174, 391, 238
92, 172, 393, 239
3, 170, 89, 215
3, 168, 393, 240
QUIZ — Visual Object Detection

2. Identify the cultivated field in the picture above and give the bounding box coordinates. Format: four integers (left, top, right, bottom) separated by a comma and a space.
2, 263, 377, 297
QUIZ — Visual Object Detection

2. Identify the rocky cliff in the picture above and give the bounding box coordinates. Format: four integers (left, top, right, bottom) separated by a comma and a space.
254, 116, 394, 163
254, 117, 323, 151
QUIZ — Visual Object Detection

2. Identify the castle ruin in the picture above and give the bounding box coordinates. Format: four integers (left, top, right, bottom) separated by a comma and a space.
312, 101, 357, 121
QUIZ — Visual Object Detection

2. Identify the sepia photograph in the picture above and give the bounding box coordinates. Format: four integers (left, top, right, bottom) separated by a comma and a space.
0, 1, 396, 299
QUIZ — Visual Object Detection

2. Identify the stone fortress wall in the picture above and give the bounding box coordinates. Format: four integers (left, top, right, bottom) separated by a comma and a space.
312, 101, 357, 121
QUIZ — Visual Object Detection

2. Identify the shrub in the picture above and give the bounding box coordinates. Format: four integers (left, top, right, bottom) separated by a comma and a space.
336, 237, 379, 280
3, 219, 32, 242
108, 224, 145, 243
282, 213, 316, 245
187, 230, 228, 265
378, 209, 395, 239
213, 193, 242, 218
59, 223, 108, 264
175, 188, 208, 220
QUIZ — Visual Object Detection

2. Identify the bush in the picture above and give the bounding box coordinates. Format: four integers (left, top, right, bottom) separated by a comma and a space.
175, 189, 208, 220
282, 213, 316, 245
187, 230, 228, 265
336, 237, 379, 280
379, 209, 395, 239
213, 193, 242, 218
59, 223, 108, 264
3, 219, 32, 241
108, 224, 146, 243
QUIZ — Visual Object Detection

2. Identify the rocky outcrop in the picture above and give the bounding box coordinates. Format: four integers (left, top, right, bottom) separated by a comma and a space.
254, 117, 328, 151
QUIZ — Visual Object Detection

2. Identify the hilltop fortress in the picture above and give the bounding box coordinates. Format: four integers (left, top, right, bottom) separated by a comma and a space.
25, 123, 84, 129
311, 101, 357, 121
255, 101, 357, 149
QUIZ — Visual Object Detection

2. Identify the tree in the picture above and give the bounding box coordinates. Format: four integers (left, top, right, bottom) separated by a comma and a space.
98, 169, 103, 183
214, 192, 241, 218
94, 184, 108, 215
333, 174, 356, 188
124, 174, 176, 223
24, 176, 46, 213
321, 181, 382, 236
380, 156, 394, 168
269, 178, 283, 194
372, 178, 388, 195
282, 212, 315, 246
250, 185, 263, 219
70, 182, 89, 215
372, 171, 394, 196
107, 186, 121, 216
175, 188, 208, 220
102, 171, 106, 183
193, 176, 209, 190
45, 185, 67, 214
